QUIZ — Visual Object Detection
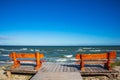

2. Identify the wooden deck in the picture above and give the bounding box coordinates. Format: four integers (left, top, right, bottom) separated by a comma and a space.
5, 62, 119, 80
30, 62, 83, 80
5, 63, 37, 74
80, 64, 119, 79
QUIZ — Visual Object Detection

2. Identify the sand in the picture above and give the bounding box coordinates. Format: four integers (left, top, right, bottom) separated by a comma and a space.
0, 65, 32, 80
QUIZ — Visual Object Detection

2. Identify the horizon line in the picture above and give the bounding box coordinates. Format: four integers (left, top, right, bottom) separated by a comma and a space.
0, 44, 120, 46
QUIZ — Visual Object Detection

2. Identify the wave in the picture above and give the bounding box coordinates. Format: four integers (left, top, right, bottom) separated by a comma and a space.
64, 55, 73, 58
35, 49, 40, 52
56, 58, 67, 62
20, 48, 28, 51
89, 50, 101, 52
0, 54, 9, 56
76, 48, 84, 52
0, 48, 28, 52
0, 61, 13, 66
56, 49, 67, 52
83, 47, 92, 49
117, 57, 120, 60
116, 50, 120, 52
0, 61, 12, 63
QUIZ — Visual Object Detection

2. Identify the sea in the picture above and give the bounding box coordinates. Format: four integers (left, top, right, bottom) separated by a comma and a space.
0, 46, 120, 65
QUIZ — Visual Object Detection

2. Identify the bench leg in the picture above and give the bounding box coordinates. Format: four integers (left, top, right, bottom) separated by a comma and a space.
105, 52, 113, 70
35, 65, 40, 70
80, 55, 85, 71
80, 60, 85, 71
35, 62, 42, 70
35, 52, 41, 70
12, 60, 20, 68
104, 63, 112, 70
12, 52, 20, 68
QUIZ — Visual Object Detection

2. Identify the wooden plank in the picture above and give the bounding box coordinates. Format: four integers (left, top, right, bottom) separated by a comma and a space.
45, 63, 53, 72
70, 65, 76, 72
67, 64, 71, 72
55, 64, 61, 72
39, 66, 46, 72
9, 52, 44, 58
72, 64, 77, 72
52, 64, 57, 72
76, 51, 116, 60
59, 64, 64, 72
40, 63, 50, 72
94, 67, 101, 73
63, 64, 67, 72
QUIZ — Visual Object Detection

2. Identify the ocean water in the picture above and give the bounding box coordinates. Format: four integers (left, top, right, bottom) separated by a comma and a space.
0, 46, 120, 63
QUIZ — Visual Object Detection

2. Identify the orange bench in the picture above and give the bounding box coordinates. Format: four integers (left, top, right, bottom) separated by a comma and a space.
9, 52, 44, 70
76, 51, 116, 71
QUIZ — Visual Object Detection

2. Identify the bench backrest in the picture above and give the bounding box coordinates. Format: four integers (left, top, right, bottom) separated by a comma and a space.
76, 51, 116, 60
9, 52, 44, 59
9, 52, 44, 70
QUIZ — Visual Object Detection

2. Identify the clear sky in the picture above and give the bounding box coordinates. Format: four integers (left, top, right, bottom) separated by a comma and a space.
0, 0, 120, 46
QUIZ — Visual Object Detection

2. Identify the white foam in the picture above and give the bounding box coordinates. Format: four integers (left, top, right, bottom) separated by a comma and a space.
83, 47, 92, 49
35, 49, 40, 51
1, 54, 9, 56
76, 48, 84, 52
56, 59, 67, 62
56, 49, 67, 51
116, 50, 120, 52
30, 49, 34, 51
20, 48, 28, 51
64, 55, 73, 58
117, 57, 120, 60
0, 61, 12, 63
90, 50, 101, 52
70, 58, 79, 61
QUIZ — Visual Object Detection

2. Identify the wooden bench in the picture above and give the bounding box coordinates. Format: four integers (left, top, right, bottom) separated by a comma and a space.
9, 52, 44, 70
76, 51, 116, 71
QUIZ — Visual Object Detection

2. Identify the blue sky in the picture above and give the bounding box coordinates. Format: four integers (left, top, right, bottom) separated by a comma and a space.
0, 0, 120, 45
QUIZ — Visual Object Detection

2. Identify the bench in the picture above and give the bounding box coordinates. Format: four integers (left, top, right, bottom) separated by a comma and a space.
76, 51, 116, 71
9, 52, 44, 70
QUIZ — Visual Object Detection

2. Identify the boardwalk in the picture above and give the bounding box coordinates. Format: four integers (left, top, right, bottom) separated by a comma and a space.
30, 62, 83, 80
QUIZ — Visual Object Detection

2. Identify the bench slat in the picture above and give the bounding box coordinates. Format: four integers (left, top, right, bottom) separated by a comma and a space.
10, 53, 44, 58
